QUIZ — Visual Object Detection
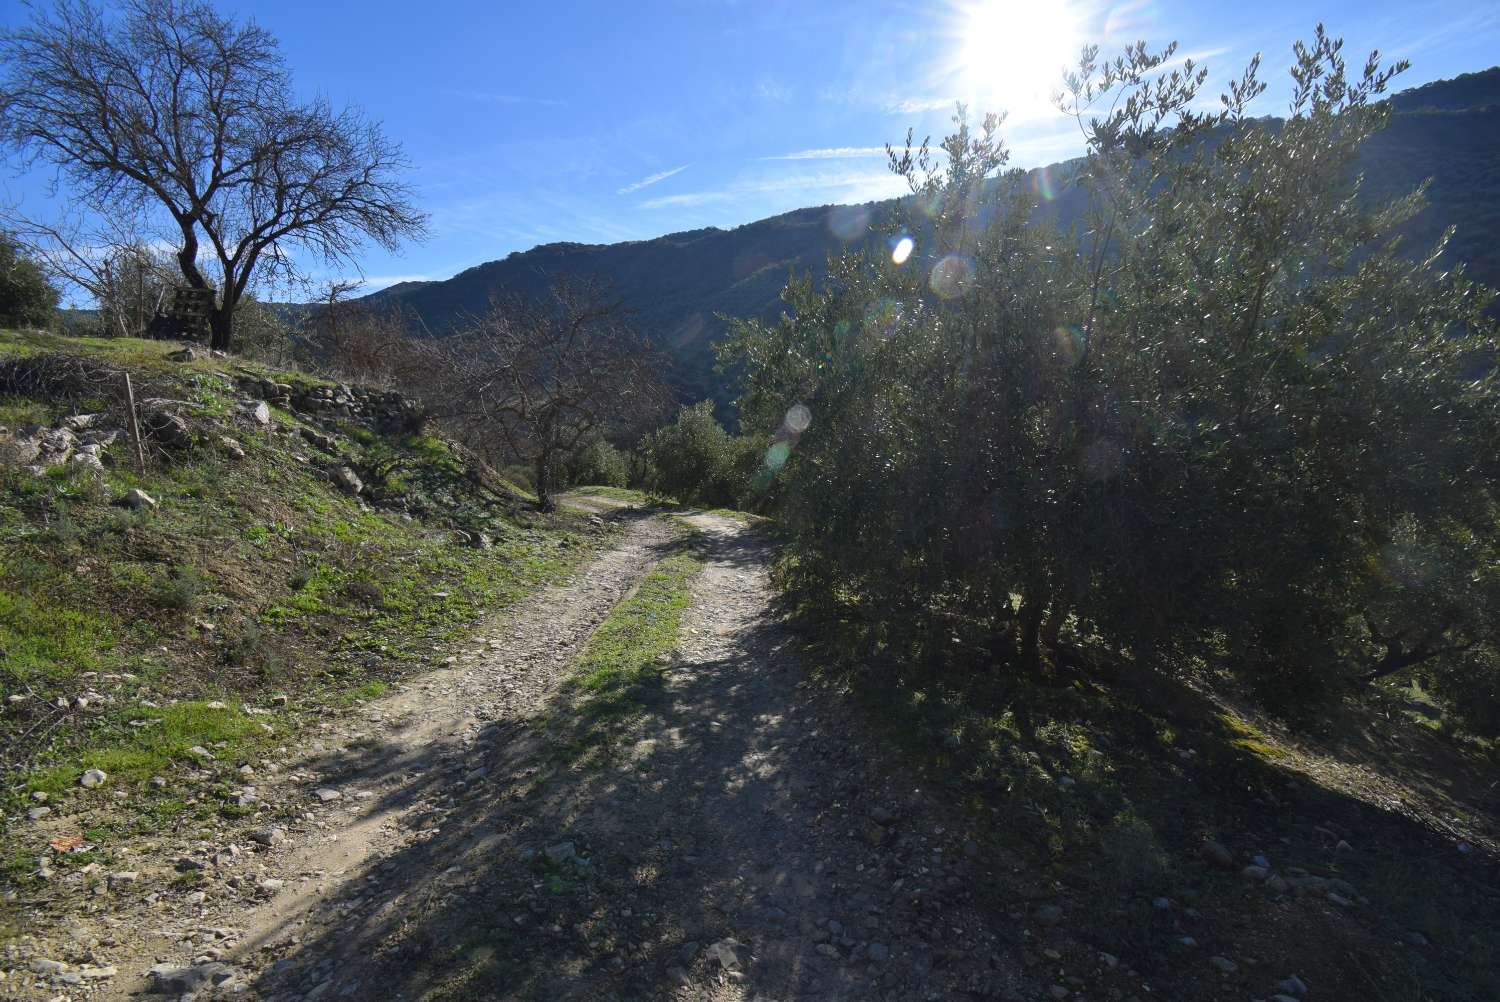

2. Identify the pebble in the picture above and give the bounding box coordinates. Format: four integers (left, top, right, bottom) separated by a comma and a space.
147, 961, 236, 993
81, 966, 117, 980
867, 942, 889, 962
1198, 839, 1235, 869
314, 788, 343, 803
80, 768, 108, 788
27, 807, 51, 821
1034, 904, 1063, 927
249, 826, 287, 846
1048, 986, 1070, 999
707, 939, 743, 971
1208, 955, 1237, 973
120, 488, 156, 509
1278, 974, 1309, 995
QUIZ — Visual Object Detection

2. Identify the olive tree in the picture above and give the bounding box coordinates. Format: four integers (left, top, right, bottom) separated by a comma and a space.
0, 230, 59, 328
720, 28, 1500, 724
0, 0, 426, 350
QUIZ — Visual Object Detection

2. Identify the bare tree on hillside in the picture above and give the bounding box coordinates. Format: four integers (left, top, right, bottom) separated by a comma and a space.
434, 281, 668, 509
0, 0, 426, 351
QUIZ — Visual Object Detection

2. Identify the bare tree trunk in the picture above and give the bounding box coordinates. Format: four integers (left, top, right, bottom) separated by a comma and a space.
209, 306, 233, 351
534, 450, 555, 511
1018, 592, 1047, 676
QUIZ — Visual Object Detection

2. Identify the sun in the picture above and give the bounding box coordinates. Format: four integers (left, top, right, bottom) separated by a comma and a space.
952, 0, 1086, 121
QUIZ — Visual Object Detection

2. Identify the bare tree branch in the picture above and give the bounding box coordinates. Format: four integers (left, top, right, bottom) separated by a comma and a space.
0, 0, 427, 349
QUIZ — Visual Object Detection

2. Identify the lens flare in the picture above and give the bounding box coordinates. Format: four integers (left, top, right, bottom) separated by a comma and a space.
1053, 325, 1084, 365
784, 404, 812, 433
828, 204, 871, 241
864, 297, 904, 339
930, 254, 976, 299
765, 441, 792, 471
891, 235, 915, 265
1031, 164, 1056, 202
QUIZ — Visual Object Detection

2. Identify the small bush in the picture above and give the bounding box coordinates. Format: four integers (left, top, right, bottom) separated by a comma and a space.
342, 579, 385, 607
39, 502, 80, 544
565, 436, 629, 489
154, 567, 205, 612
641, 401, 763, 508
221, 621, 268, 667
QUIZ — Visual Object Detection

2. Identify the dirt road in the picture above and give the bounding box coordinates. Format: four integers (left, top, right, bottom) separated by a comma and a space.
22, 507, 1026, 1001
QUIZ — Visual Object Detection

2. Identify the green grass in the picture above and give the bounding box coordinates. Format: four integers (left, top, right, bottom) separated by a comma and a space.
0, 327, 611, 875
559, 543, 704, 764
25, 698, 272, 796
0, 585, 113, 682
570, 485, 653, 503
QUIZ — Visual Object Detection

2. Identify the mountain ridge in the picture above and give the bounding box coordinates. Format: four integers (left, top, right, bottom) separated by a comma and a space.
362, 66, 1500, 409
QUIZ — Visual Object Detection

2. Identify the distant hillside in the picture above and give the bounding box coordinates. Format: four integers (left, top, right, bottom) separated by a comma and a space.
364, 67, 1500, 411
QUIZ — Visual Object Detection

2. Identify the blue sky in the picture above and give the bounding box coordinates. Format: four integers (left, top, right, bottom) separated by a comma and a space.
3, 0, 1498, 300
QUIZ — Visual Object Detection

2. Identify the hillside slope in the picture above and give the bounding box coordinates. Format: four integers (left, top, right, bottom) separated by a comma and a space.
0, 330, 612, 907
366, 67, 1500, 410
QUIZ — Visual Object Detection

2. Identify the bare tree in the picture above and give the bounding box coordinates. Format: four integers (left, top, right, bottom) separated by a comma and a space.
0, 0, 427, 350
5, 208, 165, 336
432, 281, 668, 509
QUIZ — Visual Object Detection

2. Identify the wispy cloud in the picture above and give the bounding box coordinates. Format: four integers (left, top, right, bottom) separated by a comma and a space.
442, 89, 566, 107
640, 170, 906, 210
888, 95, 960, 114
761, 146, 889, 161
638, 191, 729, 210
359, 273, 434, 289
617, 163, 691, 195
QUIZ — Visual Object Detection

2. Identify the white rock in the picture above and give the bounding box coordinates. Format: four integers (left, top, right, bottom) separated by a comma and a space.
120, 488, 157, 509
80, 768, 108, 788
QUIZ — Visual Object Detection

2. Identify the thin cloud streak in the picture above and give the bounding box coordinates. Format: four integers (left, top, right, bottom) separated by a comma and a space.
640, 170, 905, 209
617, 163, 691, 195
762, 146, 889, 161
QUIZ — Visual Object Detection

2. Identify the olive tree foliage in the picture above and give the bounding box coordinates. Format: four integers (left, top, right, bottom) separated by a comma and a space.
641, 400, 767, 507
0, 0, 426, 351
563, 435, 630, 490
718, 29, 1500, 726
0, 231, 60, 328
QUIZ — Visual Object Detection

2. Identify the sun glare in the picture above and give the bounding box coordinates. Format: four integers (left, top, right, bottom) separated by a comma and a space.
953, 0, 1085, 120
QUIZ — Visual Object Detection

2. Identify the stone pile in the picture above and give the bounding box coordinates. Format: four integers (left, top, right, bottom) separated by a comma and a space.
1, 416, 120, 475
235, 375, 423, 431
